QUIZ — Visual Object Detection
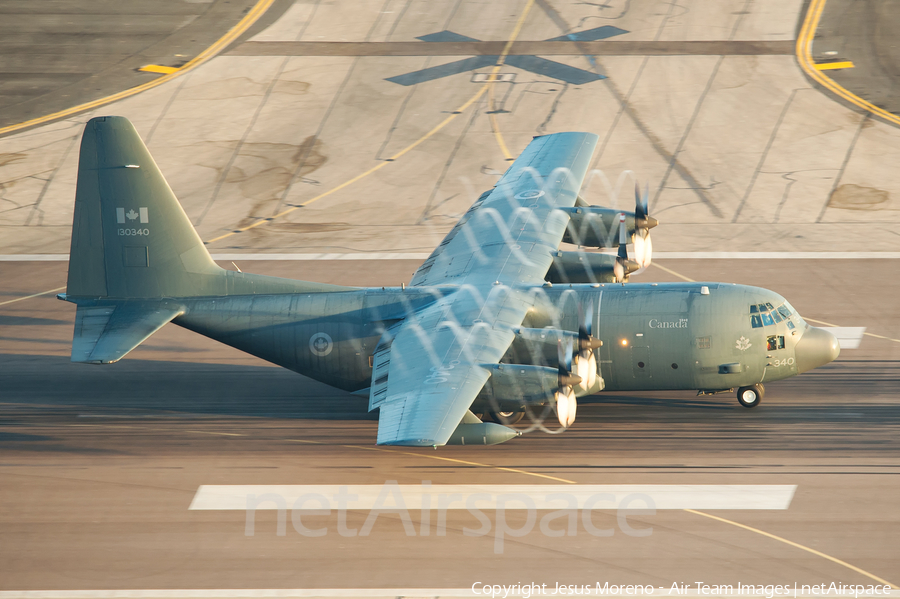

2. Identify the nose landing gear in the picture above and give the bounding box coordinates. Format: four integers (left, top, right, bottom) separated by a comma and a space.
737, 384, 764, 408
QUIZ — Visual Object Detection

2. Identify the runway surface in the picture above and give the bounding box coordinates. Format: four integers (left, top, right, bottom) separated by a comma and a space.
1, 0, 899, 595
1, 259, 898, 593
3, 0, 900, 255
0, 0, 295, 131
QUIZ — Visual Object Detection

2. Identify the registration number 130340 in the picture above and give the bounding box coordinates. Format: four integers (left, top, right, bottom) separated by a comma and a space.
118, 228, 150, 236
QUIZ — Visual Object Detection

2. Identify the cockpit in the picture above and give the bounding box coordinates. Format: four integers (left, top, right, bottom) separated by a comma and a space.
749, 301, 799, 331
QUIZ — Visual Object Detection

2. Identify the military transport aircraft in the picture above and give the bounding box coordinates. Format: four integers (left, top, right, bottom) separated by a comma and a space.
59, 117, 840, 447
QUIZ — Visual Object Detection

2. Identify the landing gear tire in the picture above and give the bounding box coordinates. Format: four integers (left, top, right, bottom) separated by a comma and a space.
488, 410, 525, 425
737, 384, 764, 408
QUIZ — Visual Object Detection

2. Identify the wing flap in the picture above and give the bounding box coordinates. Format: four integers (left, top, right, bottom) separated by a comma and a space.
376, 368, 492, 446
371, 286, 528, 446
72, 302, 183, 364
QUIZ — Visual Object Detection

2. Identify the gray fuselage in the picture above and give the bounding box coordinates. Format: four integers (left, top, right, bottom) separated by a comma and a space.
174, 282, 816, 400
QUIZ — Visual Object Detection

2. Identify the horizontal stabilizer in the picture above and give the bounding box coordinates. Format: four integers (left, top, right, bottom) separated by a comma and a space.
71, 302, 183, 364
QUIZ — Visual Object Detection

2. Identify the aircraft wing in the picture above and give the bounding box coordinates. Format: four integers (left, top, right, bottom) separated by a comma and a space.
371, 285, 527, 446
373, 132, 598, 446
410, 131, 598, 287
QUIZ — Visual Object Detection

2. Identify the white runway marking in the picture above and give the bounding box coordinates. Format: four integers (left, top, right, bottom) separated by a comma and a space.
2, 252, 900, 261
189, 484, 796, 511
821, 326, 867, 349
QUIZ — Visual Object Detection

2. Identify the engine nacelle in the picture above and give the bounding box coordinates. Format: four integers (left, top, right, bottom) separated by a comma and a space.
546, 251, 639, 284
472, 364, 561, 413
561, 206, 656, 248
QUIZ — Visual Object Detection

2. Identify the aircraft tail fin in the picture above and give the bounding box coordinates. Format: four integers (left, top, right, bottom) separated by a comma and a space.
66, 116, 223, 299
63, 117, 351, 363
66, 116, 344, 299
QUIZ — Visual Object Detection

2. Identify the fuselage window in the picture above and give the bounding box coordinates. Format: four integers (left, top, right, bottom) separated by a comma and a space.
778, 336, 785, 349
767, 335, 777, 351
765, 302, 775, 311
751, 314, 763, 328
786, 320, 795, 330
761, 312, 775, 326
750, 304, 759, 314
777, 305, 792, 319
771, 310, 783, 323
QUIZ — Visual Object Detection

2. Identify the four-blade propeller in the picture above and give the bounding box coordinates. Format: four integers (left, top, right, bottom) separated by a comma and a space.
572, 299, 601, 394
631, 183, 657, 269
614, 214, 641, 283
523, 182, 657, 429
555, 337, 581, 428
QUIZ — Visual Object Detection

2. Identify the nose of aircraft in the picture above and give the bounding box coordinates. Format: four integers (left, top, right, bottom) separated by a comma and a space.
795, 326, 841, 373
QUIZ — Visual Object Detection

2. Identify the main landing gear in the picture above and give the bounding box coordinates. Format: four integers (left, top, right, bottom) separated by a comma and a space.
487, 410, 525, 425
737, 384, 764, 408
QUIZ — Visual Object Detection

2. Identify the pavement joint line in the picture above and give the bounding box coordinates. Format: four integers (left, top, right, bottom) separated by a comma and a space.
797, 0, 900, 127
203, 0, 537, 246
684, 509, 898, 589
0, 0, 275, 138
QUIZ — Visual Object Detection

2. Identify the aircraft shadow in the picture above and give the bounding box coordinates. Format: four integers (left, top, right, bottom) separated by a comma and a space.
0, 353, 374, 420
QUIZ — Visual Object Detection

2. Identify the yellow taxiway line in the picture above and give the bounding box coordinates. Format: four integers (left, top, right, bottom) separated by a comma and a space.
0, 0, 275, 138
204, 0, 537, 245
1, 0, 895, 581
815, 60, 854, 71
0, 286, 65, 307
366, 446, 896, 588
797, 0, 900, 127
685, 509, 897, 588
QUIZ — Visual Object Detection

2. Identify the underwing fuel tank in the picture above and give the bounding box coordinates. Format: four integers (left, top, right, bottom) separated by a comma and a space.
445, 422, 520, 445
445, 410, 520, 445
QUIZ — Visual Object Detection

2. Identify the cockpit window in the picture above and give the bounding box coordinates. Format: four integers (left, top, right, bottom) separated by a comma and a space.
750, 301, 794, 329
750, 301, 799, 329
767, 335, 786, 350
